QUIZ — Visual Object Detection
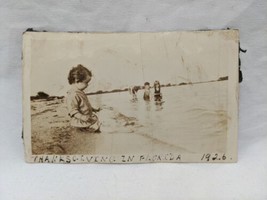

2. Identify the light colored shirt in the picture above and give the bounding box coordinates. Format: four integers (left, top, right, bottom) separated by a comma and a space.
66, 88, 95, 127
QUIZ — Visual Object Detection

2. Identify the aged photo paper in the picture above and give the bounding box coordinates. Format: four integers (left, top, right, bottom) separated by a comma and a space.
22, 30, 239, 163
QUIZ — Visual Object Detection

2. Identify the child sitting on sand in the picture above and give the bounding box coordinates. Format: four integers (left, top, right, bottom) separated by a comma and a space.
66, 64, 101, 132
143, 82, 151, 101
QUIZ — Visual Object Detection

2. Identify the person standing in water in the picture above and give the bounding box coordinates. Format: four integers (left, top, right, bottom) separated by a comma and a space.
154, 80, 162, 102
129, 86, 139, 101
143, 82, 151, 101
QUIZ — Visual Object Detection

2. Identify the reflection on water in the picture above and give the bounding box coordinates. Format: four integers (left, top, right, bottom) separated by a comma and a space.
145, 101, 151, 111
88, 81, 228, 154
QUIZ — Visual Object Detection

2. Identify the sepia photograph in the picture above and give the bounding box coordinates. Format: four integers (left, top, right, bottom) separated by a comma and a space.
3, 1, 267, 199
23, 30, 239, 163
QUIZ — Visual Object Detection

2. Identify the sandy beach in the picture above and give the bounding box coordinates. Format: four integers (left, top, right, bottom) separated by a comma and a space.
31, 81, 228, 155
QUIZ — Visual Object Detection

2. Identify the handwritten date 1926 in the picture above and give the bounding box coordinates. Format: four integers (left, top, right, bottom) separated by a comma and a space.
201, 153, 228, 162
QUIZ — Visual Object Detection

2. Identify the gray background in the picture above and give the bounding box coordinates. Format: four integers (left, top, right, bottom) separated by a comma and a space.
0, 0, 266, 199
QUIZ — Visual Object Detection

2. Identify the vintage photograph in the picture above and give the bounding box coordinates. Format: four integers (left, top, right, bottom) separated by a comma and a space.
23, 30, 239, 163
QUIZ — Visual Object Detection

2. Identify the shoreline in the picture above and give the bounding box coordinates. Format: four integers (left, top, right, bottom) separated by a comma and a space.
30, 76, 228, 99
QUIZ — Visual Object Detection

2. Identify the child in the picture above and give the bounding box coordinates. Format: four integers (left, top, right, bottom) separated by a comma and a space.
154, 80, 162, 102
130, 86, 139, 101
143, 82, 151, 101
66, 64, 101, 133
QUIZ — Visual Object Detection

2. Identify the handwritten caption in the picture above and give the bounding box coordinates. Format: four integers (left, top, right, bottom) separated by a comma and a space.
32, 153, 182, 163
31, 153, 231, 163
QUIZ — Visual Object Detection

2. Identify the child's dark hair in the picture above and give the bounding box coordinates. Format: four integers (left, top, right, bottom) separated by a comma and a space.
68, 64, 92, 84
144, 82, 150, 86
154, 80, 160, 86
154, 80, 161, 93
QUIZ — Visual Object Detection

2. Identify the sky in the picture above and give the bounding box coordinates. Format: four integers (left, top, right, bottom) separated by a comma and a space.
28, 31, 237, 96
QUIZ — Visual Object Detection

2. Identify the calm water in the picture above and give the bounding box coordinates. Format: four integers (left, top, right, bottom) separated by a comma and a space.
88, 81, 228, 154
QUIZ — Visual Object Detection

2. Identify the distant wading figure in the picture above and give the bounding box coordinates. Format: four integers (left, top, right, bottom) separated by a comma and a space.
143, 82, 151, 101
66, 64, 101, 133
154, 80, 162, 102
129, 86, 139, 101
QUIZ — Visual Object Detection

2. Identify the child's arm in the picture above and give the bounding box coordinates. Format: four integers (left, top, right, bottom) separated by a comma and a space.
92, 107, 101, 112
67, 92, 93, 122
73, 113, 97, 123
67, 92, 98, 122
